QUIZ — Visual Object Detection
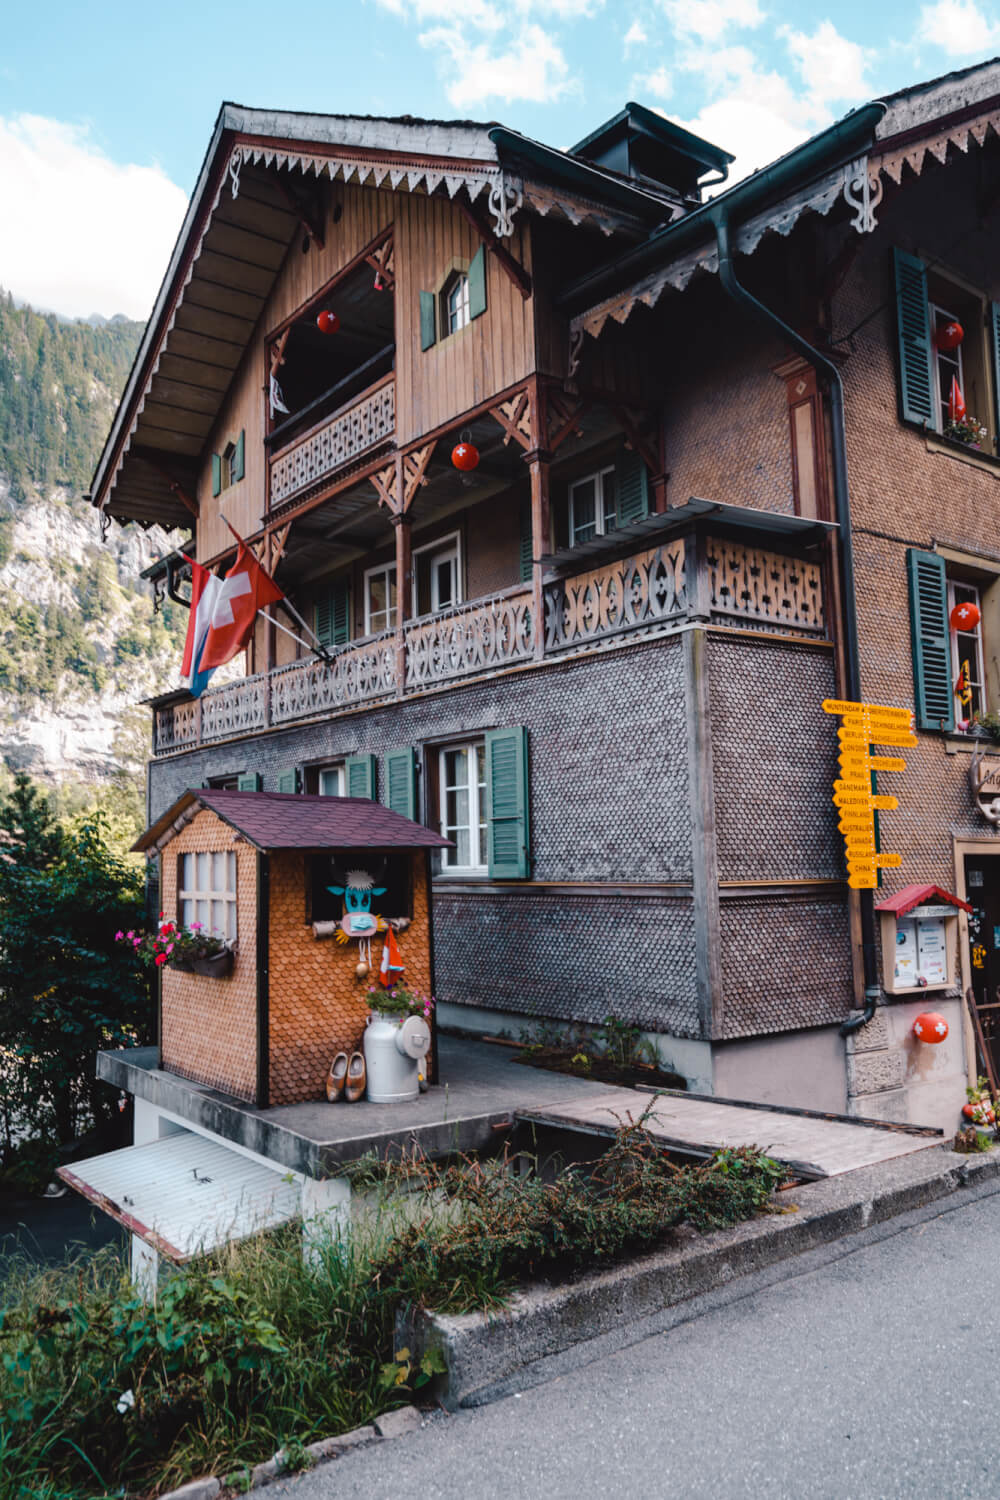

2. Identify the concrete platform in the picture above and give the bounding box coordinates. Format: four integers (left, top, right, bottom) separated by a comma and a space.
96, 1037, 620, 1179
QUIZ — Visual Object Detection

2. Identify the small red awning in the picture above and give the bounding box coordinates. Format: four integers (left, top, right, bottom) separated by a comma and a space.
875, 883, 972, 916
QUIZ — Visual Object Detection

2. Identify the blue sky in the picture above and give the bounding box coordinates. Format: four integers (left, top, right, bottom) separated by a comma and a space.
2, 0, 998, 318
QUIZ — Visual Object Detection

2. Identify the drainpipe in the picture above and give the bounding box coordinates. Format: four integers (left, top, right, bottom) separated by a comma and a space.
711, 208, 880, 1034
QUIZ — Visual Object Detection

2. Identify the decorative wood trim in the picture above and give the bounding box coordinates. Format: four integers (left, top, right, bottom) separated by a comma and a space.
364, 237, 395, 292
612, 404, 662, 479
267, 227, 395, 341
369, 461, 398, 512
544, 388, 588, 453
490, 389, 533, 449
454, 197, 532, 300
400, 442, 435, 514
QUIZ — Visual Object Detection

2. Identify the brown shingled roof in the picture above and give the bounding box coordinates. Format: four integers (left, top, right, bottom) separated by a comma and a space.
133, 789, 452, 855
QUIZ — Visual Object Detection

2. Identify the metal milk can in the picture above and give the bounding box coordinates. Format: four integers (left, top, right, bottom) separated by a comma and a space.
363, 1011, 432, 1103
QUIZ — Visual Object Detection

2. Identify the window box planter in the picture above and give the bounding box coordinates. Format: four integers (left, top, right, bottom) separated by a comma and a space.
169, 948, 235, 978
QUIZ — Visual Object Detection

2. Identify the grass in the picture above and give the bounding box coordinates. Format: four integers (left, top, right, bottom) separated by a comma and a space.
0, 1122, 783, 1499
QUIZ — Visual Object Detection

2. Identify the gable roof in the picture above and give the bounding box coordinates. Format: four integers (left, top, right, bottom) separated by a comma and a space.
133, 788, 453, 856
874, 884, 972, 916
562, 57, 1000, 344
88, 103, 677, 532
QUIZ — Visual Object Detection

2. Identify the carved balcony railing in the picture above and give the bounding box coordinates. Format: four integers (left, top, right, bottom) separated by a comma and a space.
544, 542, 687, 654
706, 540, 825, 634
404, 586, 535, 690
152, 696, 199, 756
150, 535, 828, 755
270, 631, 397, 724
200, 673, 268, 743
269, 374, 395, 508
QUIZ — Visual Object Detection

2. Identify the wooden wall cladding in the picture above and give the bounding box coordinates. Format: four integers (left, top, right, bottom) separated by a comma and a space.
159, 809, 259, 1103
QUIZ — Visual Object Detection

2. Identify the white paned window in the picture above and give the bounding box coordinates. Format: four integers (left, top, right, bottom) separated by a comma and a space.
178, 850, 237, 941
364, 563, 397, 635
318, 765, 344, 796
931, 302, 965, 431
440, 743, 487, 872
446, 273, 471, 334
414, 532, 461, 615
948, 578, 986, 720
568, 467, 616, 546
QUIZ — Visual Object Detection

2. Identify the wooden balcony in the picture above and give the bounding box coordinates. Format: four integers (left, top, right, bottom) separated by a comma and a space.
151, 535, 826, 757
268, 374, 395, 509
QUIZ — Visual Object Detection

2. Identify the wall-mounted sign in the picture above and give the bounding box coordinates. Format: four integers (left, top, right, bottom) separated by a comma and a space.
822, 699, 916, 889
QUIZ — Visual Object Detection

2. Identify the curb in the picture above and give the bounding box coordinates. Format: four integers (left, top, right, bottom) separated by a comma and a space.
158, 1408, 421, 1500
399, 1141, 1000, 1409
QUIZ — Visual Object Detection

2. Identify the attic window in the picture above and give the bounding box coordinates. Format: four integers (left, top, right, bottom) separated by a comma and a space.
222, 442, 238, 489
444, 272, 471, 335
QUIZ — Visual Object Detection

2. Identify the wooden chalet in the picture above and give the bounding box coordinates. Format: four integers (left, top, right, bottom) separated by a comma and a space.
90, 63, 1000, 1136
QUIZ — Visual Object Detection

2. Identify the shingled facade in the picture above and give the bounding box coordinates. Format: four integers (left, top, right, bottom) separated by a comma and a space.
92, 64, 1000, 1129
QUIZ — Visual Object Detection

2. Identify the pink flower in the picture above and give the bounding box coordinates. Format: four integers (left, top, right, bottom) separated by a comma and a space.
132, 938, 141, 949
126, 931, 134, 941
190, 921, 202, 930
166, 943, 174, 954
115, 931, 123, 941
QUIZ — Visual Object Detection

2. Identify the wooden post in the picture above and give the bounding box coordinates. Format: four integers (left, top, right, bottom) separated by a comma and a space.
393, 511, 412, 697
527, 452, 550, 660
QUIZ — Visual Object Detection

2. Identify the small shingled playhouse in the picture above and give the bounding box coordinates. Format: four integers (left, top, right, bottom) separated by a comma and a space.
133, 789, 451, 1106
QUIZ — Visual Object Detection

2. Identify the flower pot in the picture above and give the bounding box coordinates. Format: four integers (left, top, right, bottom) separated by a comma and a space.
169, 954, 195, 973
191, 949, 234, 978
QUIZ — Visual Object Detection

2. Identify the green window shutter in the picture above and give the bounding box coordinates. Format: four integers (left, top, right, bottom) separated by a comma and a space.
468, 246, 487, 320
276, 767, 299, 795
384, 747, 416, 821
237, 772, 262, 791
893, 248, 935, 428
906, 548, 954, 731
989, 302, 1000, 453
211, 452, 222, 498
232, 429, 245, 482
316, 579, 351, 649
615, 446, 649, 526
345, 753, 377, 800
486, 727, 530, 879
419, 290, 437, 351
519, 497, 533, 582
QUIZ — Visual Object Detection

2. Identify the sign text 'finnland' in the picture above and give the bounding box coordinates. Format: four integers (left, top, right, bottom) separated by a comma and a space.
822, 699, 916, 889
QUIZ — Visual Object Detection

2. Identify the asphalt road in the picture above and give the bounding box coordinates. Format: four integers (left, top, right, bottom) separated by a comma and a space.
273, 1184, 1000, 1500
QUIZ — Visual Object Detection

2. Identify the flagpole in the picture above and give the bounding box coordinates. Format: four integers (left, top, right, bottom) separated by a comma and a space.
260, 609, 333, 662
219, 511, 332, 659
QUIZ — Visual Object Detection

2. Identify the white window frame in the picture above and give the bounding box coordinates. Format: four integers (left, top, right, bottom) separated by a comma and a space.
568, 466, 616, 547
439, 742, 487, 874
931, 301, 965, 432
178, 850, 238, 942
948, 577, 987, 721
444, 272, 471, 336
317, 765, 345, 796
413, 530, 462, 617
363, 561, 397, 636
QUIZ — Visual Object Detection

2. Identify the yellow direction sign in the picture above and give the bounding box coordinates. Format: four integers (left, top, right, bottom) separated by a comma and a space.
870, 756, 906, 772
849, 872, 878, 889
823, 699, 912, 724
871, 795, 898, 810
834, 779, 871, 794
876, 853, 903, 869
826, 697, 910, 887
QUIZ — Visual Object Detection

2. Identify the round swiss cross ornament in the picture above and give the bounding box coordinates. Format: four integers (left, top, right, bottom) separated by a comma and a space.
936, 320, 964, 351
451, 441, 479, 472
317, 310, 340, 334
913, 1011, 949, 1044
950, 601, 981, 631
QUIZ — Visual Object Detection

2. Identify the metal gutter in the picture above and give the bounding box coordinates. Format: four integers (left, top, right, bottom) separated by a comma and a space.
489, 126, 675, 221
706, 101, 888, 1033
556, 103, 887, 316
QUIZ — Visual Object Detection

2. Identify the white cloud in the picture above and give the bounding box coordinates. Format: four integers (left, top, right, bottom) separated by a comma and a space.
624, 19, 648, 50
782, 21, 870, 104
421, 22, 574, 107
917, 0, 1000, 55
632, 65, 673, 98
660, 0, 764, 42
673, 45, 820, 182
374, 0, 503, 27
0, 115, 187, 321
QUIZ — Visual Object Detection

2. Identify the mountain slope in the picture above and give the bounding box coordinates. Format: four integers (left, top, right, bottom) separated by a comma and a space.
0, 292, 186, 786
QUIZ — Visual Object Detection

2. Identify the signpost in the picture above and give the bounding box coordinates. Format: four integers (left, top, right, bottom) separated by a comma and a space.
821, 699, 916, 889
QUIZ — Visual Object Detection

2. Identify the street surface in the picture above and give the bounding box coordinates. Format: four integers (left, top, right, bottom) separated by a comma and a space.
275, 1182, 1000, 1500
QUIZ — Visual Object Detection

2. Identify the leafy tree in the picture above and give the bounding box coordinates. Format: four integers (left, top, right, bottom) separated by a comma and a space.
0, 776, 153, 1178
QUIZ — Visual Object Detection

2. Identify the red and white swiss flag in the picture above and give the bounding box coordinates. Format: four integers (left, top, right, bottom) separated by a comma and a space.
199, 542, 284, 670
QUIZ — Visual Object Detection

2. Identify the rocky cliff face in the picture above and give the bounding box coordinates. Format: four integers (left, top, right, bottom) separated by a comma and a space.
0, 296, 186, 788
